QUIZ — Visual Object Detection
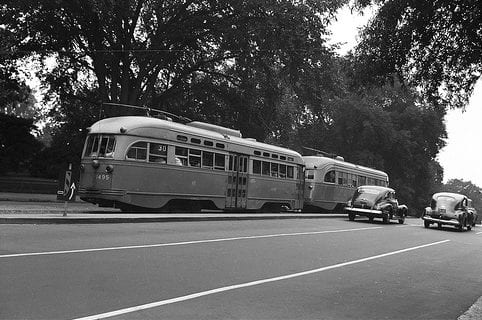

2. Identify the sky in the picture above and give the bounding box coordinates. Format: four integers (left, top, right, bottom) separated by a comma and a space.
329, 7, 482, 188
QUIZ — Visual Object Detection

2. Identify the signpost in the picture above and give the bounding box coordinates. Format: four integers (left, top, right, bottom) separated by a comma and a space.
57, 163, 77, 216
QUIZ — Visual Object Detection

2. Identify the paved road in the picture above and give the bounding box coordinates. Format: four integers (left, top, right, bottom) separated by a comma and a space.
1, 217, 482, 319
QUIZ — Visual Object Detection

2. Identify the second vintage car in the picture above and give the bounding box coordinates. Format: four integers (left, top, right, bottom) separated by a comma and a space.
344, 185, 408, 224
421, 192, 478, 231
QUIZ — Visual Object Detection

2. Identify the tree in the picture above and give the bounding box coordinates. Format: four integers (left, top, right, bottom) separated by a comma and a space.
352, 0, 481, 110
29, 89, 100, 179
296, 81, 447, 212
1, 0, 344, 110
0, 27, 38, 119
0, 113, 43, 175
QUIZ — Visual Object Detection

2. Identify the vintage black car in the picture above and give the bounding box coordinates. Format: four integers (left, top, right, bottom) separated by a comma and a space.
422, 192, 478, 231
344, 186, 408, 224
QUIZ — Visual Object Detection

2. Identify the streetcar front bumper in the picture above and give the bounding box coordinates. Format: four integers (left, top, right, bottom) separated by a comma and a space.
78, 188, 125, 207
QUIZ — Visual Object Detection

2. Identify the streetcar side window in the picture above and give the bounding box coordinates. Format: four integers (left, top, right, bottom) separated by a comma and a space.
214, 154, 226, 170
262, 161, 270, 175
126, 142, 148, 161
252, 160, 294, 179
253, 160, 261, 174
358, 176, 367, 186
287, 166, 294, 179
343, 172, 349, 185
148, 143, 167, 163
202, 151, 214, 168
324, 170, 335, 183
189, 149, 201, 167
351, 175, 357, 187
175, 147, 188, 166
279, 164, 287, 178
271, 163, 279, 177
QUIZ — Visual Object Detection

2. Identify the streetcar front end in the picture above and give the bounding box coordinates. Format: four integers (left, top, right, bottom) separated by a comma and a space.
78, 133, 124, 208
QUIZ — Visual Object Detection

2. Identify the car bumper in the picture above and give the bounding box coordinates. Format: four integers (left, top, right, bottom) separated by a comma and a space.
421, 216, 461, 226
345, 207, 404, 218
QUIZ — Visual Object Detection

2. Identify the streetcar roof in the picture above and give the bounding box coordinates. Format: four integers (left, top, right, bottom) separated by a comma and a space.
88, 116, 303, 161
302, 156, 388, 177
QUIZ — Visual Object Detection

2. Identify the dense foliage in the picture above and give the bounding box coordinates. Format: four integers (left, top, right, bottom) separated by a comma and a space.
0, 113, 42, 175
1, 0, 344, 140
292, 80, 446, 211
1, 0, 477, 211
353, 0, 482, 110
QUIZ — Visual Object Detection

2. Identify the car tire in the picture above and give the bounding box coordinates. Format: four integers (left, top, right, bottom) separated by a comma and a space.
424, 220, 430, 228
382, 210, 390, 224
458, 215, 466, 231
348, 212, 355, 221
467, 225, 472, 231
437, 223, 442, 229
383, 215, 389, 224
398, 218, 405, 224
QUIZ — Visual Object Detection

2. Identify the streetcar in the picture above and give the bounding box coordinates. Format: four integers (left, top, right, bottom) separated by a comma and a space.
78, 112, 304, 212
303, 155, 389, 212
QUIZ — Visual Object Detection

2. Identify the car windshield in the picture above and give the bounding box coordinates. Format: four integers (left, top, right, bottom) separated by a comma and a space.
354, 188, 382, 202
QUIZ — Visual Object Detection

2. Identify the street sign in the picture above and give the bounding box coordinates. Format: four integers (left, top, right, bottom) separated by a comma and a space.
57, 164, 77, 202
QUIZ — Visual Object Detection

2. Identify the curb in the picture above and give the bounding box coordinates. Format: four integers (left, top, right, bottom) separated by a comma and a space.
458, 296, 482, 320
0, 214, 347, 224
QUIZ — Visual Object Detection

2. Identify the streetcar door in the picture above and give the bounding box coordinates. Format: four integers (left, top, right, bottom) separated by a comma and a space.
225, 154, 249, 209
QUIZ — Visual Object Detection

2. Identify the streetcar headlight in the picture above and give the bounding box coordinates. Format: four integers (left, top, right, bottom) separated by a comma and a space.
92, 160, 100, 169
106, 165, 114, 173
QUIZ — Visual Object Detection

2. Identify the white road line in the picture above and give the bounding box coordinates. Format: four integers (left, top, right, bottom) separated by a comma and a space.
1, 226, 382, 258
476, 231, 482, 235
73, 239, 451, 320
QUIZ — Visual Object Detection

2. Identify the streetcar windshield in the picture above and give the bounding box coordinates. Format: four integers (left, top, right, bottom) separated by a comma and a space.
84, 134, 116, 158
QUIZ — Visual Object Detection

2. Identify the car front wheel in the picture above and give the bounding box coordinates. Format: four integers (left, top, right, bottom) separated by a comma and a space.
348, 212, 355, 221
424, 220, 430, 228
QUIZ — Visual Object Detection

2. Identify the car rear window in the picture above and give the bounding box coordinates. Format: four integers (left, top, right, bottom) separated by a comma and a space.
435, 196, 457, 209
